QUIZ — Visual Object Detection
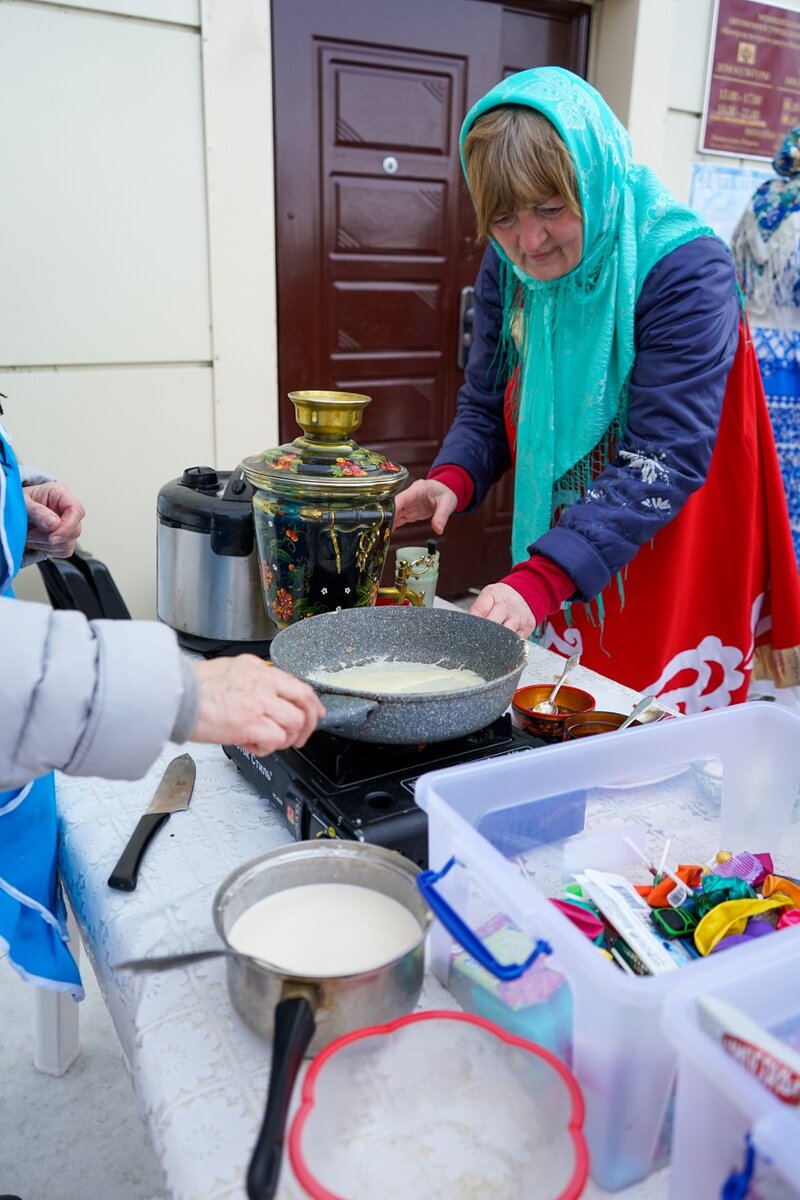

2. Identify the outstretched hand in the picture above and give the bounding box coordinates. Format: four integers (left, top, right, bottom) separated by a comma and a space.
191, 656, 325, 757
469, 582, 537, 639
24, 482, 86, 559
393, 479, 458, 535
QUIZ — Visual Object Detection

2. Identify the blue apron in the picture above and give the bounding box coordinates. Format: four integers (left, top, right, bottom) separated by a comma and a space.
0, 421, 83, 998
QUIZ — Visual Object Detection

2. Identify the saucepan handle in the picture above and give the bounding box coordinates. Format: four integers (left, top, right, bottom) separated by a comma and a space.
247, 994, 317, 1200
315, 691, 378, 732
417, 856, 553, 981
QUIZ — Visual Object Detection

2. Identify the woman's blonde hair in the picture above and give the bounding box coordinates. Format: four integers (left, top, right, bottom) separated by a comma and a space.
463, 105, 581, 240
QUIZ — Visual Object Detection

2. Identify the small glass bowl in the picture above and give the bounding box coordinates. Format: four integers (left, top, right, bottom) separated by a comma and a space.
563, 709, 643, 739
512, 684, 595, 743
692, 758, 723, 803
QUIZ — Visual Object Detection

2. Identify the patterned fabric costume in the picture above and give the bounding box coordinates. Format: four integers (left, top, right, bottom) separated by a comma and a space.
732, 126, 800, 568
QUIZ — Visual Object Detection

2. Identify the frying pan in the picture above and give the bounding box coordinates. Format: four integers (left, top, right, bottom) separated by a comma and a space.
269, 606, 529, 744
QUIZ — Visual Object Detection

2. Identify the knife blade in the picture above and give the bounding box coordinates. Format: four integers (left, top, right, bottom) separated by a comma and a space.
107, 753, 196, 892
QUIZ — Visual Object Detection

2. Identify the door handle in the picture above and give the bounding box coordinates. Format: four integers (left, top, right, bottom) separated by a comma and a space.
457, 285, 475, 371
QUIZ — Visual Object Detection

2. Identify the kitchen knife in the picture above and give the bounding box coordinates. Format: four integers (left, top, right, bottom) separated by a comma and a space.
108, 753, 196, 892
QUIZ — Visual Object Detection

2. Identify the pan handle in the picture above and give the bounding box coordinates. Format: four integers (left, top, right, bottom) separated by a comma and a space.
247, 994, 317, 1200
315, 691, 378, 732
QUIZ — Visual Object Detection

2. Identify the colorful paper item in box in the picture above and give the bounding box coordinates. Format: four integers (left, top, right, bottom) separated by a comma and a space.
697, 996, 800, 1106
578, 869, 697, 972
451, 912, 564, 1009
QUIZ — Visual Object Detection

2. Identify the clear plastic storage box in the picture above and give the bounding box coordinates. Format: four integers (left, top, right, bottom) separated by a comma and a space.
415, 703, 800, 1191
663, 931, 800, 1200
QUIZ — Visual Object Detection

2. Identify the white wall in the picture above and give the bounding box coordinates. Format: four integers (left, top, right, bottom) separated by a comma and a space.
1, 0, 277, 619
1, 0, 214, 616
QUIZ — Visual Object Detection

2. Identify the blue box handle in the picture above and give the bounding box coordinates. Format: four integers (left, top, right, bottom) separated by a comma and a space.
417, 856, 552, 981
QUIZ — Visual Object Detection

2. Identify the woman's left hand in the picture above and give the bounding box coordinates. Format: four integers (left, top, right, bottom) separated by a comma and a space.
469, 582, 536, 639
23, 482, 86, 558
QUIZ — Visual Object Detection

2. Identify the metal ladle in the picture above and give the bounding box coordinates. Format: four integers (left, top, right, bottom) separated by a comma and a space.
116, 948, 264, 972
533, 651, 580, 714
618, 694, 657, 731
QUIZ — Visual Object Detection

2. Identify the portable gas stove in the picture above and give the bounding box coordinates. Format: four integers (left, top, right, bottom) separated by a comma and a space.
223, 714, 544, 868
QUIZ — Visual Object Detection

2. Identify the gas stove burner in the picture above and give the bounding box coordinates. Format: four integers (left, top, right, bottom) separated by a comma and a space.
223, 714, 545, 868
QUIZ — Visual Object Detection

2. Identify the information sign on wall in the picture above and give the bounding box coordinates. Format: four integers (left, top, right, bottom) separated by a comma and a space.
700, 0, 800, 159
689, 163, 771, 243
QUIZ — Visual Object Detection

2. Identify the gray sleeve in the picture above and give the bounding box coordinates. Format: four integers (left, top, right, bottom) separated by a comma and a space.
170, 656, 201, 744
0, 597, 187, 788
18, 464, 55, 487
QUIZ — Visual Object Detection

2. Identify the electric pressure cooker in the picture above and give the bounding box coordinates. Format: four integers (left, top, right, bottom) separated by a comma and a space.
157, 465, 276, 655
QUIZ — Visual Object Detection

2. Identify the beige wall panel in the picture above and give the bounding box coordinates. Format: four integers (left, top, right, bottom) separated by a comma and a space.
625, 0, 677, 173
3, 366, 214, 618
663, 110, 703, 202
27, 0, 200, 24
0, 3, 211, 366
200, 0, 279, 465
669, 0, 714, 115
591, 0, 638, 126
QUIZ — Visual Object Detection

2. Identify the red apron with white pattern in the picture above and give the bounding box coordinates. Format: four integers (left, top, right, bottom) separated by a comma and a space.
531, 322, 800, 713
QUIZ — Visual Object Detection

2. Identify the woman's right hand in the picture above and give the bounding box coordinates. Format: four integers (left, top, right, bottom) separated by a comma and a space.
393, 479, 458, 534
190, 656, 325, 757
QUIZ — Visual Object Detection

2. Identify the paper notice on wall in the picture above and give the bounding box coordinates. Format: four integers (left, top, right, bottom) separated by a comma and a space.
689, 161, 771, 245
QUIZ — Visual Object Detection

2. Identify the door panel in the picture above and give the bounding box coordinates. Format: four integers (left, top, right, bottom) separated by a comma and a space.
273, 0, 590, 597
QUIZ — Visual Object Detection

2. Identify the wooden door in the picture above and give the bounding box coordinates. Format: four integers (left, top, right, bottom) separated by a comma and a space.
272, 0, 590, 596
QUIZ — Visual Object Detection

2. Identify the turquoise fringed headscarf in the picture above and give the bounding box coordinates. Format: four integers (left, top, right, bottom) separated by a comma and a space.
460, 67, 718, 566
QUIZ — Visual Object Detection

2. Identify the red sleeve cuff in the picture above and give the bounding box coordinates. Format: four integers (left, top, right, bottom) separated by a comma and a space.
501, 556, 576, 623
428, 465, 475, 512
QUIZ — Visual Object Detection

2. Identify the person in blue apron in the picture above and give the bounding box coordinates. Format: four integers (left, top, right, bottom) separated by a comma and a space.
0, 418, 84, 1000
1, 412, 325, 1004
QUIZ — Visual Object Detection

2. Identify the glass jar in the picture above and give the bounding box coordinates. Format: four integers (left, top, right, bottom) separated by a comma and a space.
242, 391, 409, 628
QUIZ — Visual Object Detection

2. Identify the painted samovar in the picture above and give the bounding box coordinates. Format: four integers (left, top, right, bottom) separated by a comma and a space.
242, 391, 410, 628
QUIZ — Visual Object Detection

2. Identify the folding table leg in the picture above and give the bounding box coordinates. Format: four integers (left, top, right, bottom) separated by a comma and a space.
34, 905, 81, 1075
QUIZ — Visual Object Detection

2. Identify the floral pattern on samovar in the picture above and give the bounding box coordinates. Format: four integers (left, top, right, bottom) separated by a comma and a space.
243, 392, 408, 629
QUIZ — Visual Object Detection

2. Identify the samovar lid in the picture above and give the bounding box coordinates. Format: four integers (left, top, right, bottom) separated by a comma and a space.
242, 391, 409, 499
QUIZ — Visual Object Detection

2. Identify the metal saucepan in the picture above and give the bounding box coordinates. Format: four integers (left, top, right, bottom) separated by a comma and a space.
219, 842, 432, 1199
269, 605, 529, 743
122, 842, 432, 1200
118, 840, 431, 1195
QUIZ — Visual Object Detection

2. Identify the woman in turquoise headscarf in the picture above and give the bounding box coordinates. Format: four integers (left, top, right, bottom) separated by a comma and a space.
0, 416, 84, 998
395, 67, 800, 712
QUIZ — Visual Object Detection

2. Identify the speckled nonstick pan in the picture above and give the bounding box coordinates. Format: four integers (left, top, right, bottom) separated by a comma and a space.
269, 606, 528, 744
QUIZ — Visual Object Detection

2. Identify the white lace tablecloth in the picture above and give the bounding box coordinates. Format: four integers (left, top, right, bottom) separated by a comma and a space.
55, 642, 668, 1200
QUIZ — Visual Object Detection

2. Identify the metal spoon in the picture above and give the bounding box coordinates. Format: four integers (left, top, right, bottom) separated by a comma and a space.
618, 694, 657, 731
115, 948, 267, 973
533, 652, 580, 714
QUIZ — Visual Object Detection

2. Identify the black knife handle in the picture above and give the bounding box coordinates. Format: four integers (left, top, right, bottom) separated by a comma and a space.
108, 811, 171, 891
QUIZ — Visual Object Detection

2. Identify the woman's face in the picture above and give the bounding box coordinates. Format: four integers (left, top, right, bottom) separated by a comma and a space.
490, 197, 583, 280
